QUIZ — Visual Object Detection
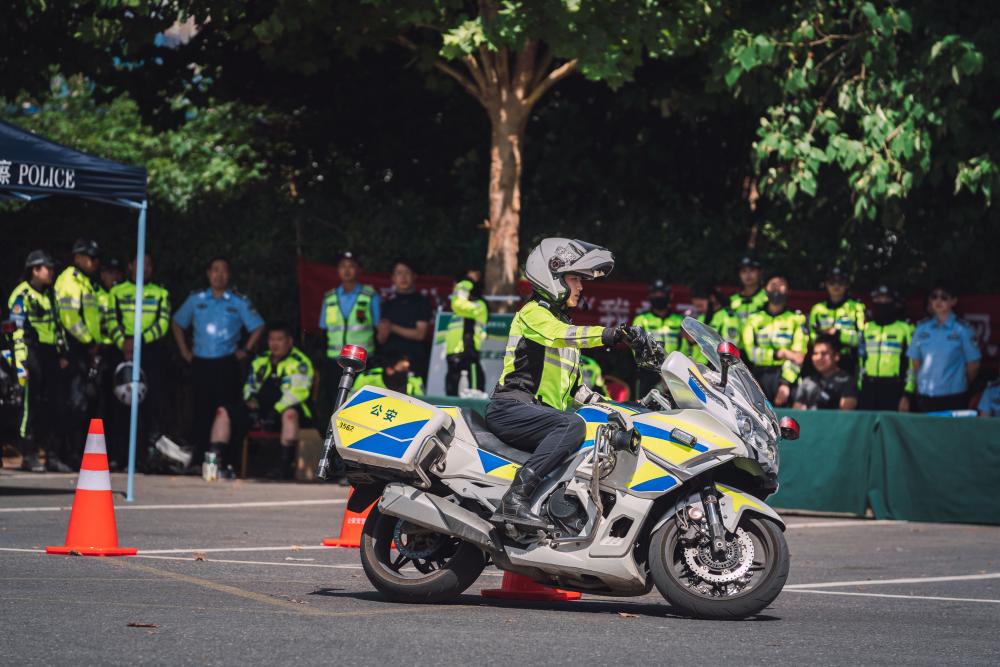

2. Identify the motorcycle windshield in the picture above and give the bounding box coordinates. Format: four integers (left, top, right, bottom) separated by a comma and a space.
681, 316, 777, 428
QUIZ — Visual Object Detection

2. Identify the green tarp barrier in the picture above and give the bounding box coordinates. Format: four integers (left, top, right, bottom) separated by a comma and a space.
424, 396, 1000, 525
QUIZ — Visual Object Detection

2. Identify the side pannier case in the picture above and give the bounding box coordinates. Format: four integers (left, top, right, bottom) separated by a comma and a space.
333, 386, 453, 475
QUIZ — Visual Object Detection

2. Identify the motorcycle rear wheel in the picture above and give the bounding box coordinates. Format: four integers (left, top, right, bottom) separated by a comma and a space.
360, 507, 486, 604
648, 514, 789, 620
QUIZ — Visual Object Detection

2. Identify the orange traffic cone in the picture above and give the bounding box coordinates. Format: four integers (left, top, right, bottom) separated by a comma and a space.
322, 488, 374, 548
46, 419, 137, 557
482, 572, 582, 601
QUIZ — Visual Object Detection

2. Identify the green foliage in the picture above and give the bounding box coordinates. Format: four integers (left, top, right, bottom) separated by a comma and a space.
722, 1, 1000, 223
2, 75, 268, 212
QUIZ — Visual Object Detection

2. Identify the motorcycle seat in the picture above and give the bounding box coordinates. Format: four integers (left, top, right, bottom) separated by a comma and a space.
459, 408, 532, 466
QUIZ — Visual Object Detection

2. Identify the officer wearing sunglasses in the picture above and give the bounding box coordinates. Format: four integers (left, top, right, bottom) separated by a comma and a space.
908, 284, 981, 412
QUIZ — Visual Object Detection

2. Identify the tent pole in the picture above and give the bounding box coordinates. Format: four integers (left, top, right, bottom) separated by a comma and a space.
126, 201, 148, 502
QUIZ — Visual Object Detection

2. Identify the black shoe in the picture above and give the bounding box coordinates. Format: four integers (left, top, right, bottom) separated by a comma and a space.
45, 455, 74, 473
490, 466, 550, 530
20, 455, 46, 473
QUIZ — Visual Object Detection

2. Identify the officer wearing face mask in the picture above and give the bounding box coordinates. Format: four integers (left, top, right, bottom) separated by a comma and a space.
741, 273, 807, 406
858, 285, 914, 411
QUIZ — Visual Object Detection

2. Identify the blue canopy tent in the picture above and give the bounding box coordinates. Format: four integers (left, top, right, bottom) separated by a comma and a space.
0, 119, 148, 501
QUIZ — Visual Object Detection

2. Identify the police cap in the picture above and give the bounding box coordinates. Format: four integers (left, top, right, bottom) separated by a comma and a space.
25, 249, 55, 269
737, 253, 762, 269
870, 284, 897, 301
826, 266, 850, 283
101, 257, 123, 272
72, 238, 100, 258
336, 250, 361, 266
649, 278, 670, 294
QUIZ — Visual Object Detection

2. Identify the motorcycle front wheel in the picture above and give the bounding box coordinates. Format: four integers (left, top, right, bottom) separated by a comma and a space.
648, 514, 789, 620
359, 506, 486, 603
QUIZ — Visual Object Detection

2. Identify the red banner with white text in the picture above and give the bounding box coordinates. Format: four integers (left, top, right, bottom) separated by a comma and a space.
297, 256, 998, 369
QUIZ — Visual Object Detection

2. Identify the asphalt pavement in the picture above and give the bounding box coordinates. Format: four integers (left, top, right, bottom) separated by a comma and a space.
2, 469, 999, 665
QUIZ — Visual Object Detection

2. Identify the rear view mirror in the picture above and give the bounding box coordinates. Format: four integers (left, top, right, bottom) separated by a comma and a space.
779, 416, 800, 441
716, 341, 740, 389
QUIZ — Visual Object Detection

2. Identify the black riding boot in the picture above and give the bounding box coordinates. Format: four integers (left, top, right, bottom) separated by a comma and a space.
490, 466, 549, 530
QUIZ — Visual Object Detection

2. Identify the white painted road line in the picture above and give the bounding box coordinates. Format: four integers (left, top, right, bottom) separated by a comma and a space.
0, 499, 346, 513
787, 572, 1000, 589
785, 520, 907, 529
141, 545, 334, 554
787, 589, 1000, 604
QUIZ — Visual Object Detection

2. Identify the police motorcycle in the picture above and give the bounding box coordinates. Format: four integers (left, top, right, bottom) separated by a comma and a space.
0, 320, 24, 412
317, 317, 800, 619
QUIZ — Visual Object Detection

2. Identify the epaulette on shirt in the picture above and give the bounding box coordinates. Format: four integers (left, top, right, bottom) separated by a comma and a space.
229, 289, 250, 301
955, 317, 975, 332
360, 285, 376, 296
916, 316, 933, 326
986, 378, 1000, 389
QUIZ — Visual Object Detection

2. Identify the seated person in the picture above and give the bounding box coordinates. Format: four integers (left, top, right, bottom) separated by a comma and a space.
240, 322, 314, 479
353, 350, 424, 396
792, 335, 858, 411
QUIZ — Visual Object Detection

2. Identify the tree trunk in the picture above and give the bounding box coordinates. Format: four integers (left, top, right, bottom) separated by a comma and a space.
484, 103, 528, 305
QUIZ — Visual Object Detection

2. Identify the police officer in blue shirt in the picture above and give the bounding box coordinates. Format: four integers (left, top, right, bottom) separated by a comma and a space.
978, 380, 1000, 417
907, 283, 981, 413
172, 256, 265, 468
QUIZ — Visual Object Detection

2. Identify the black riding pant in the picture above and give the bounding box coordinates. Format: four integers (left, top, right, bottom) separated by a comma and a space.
190, 354, 242, 464
859, 378, 905, 411
485, 398, 586, 478
19, 342, 60, 457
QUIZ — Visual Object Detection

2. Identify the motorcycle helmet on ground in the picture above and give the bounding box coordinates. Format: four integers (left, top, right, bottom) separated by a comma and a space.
524, 238, 614, 305
113, 362, 147, 406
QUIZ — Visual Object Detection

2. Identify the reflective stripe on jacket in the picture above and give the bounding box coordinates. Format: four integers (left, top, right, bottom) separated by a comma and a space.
742, 308, 808, 385
108, 281, 171, 348
860, 320, 914, 392
243, 347, 314, 418
494, 299, 606, 410
323, 286, 376, 358
632, 311, 684, 354
54, 267, 100, 344
809, 299, 866, 349
445, 279, 488, 355
352, 368, 424, 396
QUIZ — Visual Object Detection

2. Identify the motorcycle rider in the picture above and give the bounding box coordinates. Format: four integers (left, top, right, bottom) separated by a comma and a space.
486, 238, 652, 530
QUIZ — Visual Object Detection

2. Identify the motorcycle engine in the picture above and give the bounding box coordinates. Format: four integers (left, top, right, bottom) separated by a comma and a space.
544, 485, 588, 535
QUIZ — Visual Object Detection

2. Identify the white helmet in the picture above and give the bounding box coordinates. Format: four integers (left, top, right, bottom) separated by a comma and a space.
113, 362, 147, 406
524, 238, 614, 304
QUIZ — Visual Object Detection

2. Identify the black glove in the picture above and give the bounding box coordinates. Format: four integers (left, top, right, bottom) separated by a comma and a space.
602, 324, 646, 347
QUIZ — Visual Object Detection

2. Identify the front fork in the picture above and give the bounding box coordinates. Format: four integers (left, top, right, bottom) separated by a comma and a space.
701, 485, 728, 557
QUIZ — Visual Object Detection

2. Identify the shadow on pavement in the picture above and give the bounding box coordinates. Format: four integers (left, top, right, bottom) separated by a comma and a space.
0, 485, 76, 496
308, 588, 781, 621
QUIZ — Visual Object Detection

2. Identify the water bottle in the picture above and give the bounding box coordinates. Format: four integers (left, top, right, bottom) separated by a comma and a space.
202, 451, 218, 482
458, 369, 470, 397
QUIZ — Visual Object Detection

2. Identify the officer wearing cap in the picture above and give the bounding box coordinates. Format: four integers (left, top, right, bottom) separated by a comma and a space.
319, 251, 380, 417
172, 256, 265, 468
632, 278, 683, 396
53, 238, 103, 468
858, 285, 914, 411
808, 267, 866, 374
741, 272, 808, 405
7, 250, 64, 471
908, 283, 981, 412
730, 253, 768, 328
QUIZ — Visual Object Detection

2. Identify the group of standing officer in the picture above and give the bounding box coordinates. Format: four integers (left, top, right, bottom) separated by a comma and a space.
626, 253, 983, 413
5, 241, 173, 471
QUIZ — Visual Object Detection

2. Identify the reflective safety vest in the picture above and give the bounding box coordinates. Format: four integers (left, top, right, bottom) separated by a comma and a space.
809, 298, 866, 350
352, 368, 424, 396
579, 355, 607, 396
685, 308, 741, 366
243, 347, 314, 418
860, 320, 915, 392
495, 299, 606, 411
7, 281, 61, 384
742, 308, 808, 385
95, 286, 116, 346
323, 286, 376, 358
445, 279, 488, 355
730, 289, 768, 327
632, 311, 684, 354
108, 281, 171, 348
54, 266, 100, 345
